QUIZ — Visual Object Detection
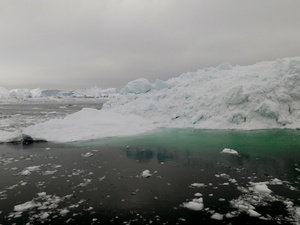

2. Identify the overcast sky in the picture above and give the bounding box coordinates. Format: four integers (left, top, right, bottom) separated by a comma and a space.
1, 0, 300, 90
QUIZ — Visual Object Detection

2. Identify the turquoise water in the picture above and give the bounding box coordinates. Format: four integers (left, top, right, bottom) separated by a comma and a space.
76, 128, 300, 156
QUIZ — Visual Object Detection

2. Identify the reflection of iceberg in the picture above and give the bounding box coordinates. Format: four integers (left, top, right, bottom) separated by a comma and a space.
125, 147, 176, 163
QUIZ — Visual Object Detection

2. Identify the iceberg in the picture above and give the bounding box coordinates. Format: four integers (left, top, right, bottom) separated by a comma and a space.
105, 57, 300, 130
23, 108, 156, 142
10, 88, 32, 99
0, 86, 116, 101
3, 56, 300, 143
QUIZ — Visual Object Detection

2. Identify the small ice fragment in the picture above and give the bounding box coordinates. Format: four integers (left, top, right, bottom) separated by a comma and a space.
225, 212, 238, 218
247, 209, 261, 217
14, 201, 40, 212
190, 183, 206, 188
42, 170, 58, 175
40, 212, 49, 219
81, 152, 93, 158
60, 209, 69, 216
141, 170, 152, 178
78, 179, 92, 187
182, 198, 204, 211
211, 212, 224, 220
98, 176, 106, 181
37, 192, 47, 197
194, 193, 202, 197
221, 148, 239, 155
253, 183, 272, 194
270, 178, 283, 185
26, 166, 40, 172
20, 170, 31, 176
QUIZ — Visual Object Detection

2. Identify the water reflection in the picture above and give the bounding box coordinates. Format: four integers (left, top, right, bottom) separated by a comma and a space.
125, 147, 178, 163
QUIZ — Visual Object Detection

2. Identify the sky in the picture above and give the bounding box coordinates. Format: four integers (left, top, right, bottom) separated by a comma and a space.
1, 0, 300, 90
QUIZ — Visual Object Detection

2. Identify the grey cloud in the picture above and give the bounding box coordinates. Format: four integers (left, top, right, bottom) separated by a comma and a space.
1, 0, 300, 89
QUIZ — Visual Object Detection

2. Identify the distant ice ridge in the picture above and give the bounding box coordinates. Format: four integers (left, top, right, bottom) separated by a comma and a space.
0, 86, 117, 100
105, 57, 300, 130
3, 57, 300, 143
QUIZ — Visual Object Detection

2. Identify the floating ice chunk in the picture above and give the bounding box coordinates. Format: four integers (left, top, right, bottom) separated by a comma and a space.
221, 148, 239, 155
20, 170, 31, 176
269, 178, 283, 185
42, 170, 58, 175
194, 193, 202, 197
20, 166, 40, 175
247, 209, 261, 217
14, 201, 40, 212
40, 212, 50, 220
182, 198, 204, 211
26, 166, 41, 172
37, 192, 47, 197
225, 212, 239, 218
59, 208, 69, 216
99, 176, 106, 181
141, 170, 152, 178
252, 183, 272, 194
190, 183, 206, 188
81, 152, 93, 158
78, 179, 92, 187
211, 212, 224, 220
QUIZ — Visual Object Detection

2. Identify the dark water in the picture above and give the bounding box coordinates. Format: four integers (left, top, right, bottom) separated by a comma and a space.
0, 129, 300, 224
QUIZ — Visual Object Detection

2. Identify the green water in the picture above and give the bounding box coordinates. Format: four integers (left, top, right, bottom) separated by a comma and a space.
75, 128, 300, 156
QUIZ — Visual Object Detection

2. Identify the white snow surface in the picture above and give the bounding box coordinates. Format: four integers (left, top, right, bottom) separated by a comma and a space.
104, 57, 300, 130
2, 57, 300, 143
23, 108, 156, 142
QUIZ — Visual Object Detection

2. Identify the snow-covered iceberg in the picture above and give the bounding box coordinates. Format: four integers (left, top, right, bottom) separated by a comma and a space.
104, 57, 300, 130
23, 108, 156, 142
3, 57, 300, 143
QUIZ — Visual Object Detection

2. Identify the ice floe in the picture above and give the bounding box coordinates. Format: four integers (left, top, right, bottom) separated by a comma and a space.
221, 148, 239, 155
140, 170, 152, 178
182, 197, 204, 211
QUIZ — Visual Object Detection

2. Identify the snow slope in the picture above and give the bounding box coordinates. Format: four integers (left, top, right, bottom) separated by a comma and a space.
23, 108, 155, 142
2, 57, 300, 143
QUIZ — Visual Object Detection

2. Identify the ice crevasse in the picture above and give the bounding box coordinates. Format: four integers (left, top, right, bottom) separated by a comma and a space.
16, 57, 300, 142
